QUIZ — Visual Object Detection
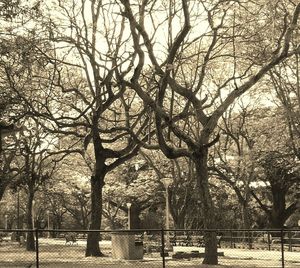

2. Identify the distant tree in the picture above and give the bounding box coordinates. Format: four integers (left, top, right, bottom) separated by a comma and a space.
263, 43, 300, 228
9, 118, 81, 250
136, 150, 198, 229
146, 154, 197, 229
104, 156, 161, 229
210, 101, 300, 229
251, 151, 299, 228
0, 125, 19, 200
0, 7, 25, 200
12, 120, 56, 250
37, 144, 92, 230
269, 55, 300, 159
43, 179, 91, 230
209, 103, 258, 228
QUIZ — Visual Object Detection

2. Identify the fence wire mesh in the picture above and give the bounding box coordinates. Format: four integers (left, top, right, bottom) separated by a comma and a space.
0, 229, 36, 267
0, 229, 299, 267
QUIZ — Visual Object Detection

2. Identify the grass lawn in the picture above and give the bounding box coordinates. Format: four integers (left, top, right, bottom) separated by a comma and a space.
0, 238, 299, 268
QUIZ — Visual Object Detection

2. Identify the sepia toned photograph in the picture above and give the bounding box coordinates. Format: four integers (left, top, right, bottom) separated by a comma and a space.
0, 0, 299, 267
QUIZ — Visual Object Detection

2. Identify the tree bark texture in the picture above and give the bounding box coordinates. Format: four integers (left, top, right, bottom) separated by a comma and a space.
85, 171, 105, 257
85, 128, 106, 257
129, 204, 142, 229
194, 147, 218, 265
269, 185, 287, 228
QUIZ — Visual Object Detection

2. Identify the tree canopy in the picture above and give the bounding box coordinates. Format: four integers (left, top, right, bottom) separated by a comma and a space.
0, 0, 299, 265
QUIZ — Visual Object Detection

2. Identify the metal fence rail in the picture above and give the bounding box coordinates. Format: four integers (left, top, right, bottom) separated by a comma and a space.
0, 228, 299, 267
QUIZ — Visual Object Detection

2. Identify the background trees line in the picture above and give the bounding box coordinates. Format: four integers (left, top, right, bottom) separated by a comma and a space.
0, 0, 300, 265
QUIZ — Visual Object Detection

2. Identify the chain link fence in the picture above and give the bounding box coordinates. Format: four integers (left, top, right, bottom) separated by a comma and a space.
0, 228, 299, 267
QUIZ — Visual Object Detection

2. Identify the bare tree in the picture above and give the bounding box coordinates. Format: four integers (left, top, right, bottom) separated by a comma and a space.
9, 1, 150, 256
118, 0, 300, 264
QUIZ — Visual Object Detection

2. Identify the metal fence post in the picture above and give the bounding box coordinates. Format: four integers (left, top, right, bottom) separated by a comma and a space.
230, 230, 233, 248
35, 228, 39, 268
161, 228, 165, 268
248, 230, 252, 249
281, 229, 285, 268
288, 231, 292, 252
267, 231, 271, 251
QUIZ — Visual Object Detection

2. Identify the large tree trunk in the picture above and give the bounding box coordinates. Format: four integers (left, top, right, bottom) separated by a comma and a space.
129, 204, 141, 229
26, 189, 35, 251
85, 127, 107, 257
269, 186, 287, 228
241, 201, 251, 229
85, 162, 105, 257
194, 148, 218, 265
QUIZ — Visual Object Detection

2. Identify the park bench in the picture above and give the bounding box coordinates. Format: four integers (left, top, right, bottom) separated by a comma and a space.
272, 235, 300, 251
143, 233, 161, 244
171, 234, 221, 247
170, 234, 200, 246
65, 233, 77, 245
171, 234, 190, 246
191, 235, 222, 247
0, 232, 12, 243
76, 233, 87, 239
190, 235, 205, 247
